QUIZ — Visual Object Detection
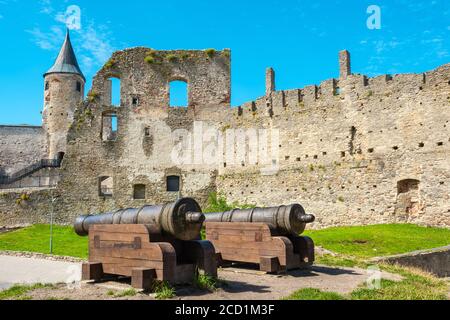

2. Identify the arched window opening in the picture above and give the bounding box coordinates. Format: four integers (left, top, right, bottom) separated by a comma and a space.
169, 80, 188, 108
99, 176, 113, 197
102, 113, 118, 141
167, 175, 180, 192
133, 184, 146, 200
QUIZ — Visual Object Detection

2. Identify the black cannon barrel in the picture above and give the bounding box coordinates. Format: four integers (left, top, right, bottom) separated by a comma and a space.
205, 204, 315, 236
74, 198, 204, 241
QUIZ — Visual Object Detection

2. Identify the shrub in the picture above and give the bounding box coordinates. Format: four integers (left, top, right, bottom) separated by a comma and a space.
204, 192, 256, 213
104, 59, 115, 69
87, 91, 99, 102
205, 48, 216, 58
144, 56, 155, 64
166, 54, 178, 62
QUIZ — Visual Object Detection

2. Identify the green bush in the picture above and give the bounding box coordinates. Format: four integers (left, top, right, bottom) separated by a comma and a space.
204, 192, 255, 213
166, 54, 178, 62
205, 48, 216, 58
144, 56, 155, 64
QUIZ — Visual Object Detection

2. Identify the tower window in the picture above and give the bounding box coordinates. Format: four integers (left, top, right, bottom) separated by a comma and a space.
169, 80, 188, 107
76, 81, 81, 92
167, 175, 180, 192
132, 97, 139, 106
45, 82, 49, 91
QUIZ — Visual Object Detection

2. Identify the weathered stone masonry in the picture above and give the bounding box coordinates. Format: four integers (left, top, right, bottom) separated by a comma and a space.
0, 42, 449, 229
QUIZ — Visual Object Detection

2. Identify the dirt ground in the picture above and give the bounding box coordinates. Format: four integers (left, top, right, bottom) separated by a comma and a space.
23, 264, 403, 300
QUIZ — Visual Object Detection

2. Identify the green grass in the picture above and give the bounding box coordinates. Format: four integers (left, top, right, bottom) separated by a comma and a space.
0, 283, 53, 300
350, 264, 448, 300
0, 225, 88, 259
285, 266, 448, 301
113, 288, 138, 298
304, 224, 450, 258
283, 288, 345, 300
152, 281, 176, 300
194, 274, 220, 292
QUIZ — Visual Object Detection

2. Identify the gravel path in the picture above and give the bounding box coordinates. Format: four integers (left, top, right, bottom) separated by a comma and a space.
0, 254, 403, 300
0, 255, 82, 290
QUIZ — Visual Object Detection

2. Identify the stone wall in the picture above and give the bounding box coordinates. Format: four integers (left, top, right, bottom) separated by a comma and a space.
0, 188, 55, 226
0, 126, 47, 176
373, 246, 450, 277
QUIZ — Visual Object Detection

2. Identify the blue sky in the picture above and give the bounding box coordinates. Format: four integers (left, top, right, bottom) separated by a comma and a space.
0, 0, 448, 125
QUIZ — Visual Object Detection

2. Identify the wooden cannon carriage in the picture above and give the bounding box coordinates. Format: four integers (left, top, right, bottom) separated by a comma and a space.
76, 199, 217, 289
205, 205, 315, 273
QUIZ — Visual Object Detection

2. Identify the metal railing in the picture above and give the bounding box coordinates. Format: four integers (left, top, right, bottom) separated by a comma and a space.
0, 158, 62, 186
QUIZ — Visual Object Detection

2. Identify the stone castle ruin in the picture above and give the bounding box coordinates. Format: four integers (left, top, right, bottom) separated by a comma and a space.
0, 30, 449, 228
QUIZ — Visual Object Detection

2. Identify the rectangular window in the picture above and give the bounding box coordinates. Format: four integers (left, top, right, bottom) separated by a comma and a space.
167, 176, 180, 192
45, 82, 49, 91
133, 184, 146, 200
102, 113, 118, 141
99, 176, 113, 197
76, 81, 81, 92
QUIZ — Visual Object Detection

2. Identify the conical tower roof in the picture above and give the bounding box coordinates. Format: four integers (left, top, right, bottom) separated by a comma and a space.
44, 29, 85, 81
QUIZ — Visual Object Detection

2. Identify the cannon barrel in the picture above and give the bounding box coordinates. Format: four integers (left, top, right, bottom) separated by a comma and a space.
204, 204, 315, 236
74, 198, 204, 241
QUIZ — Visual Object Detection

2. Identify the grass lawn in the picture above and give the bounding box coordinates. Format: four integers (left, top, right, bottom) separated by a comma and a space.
0, 225, 87, 259
284, 265, 448, 301
304, 224, 450, 258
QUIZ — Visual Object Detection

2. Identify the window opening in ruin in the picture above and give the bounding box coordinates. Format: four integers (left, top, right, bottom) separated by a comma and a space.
109, 77, 121, 107
167, 175, 180, 192
144, 127, 151, 137
102, 113, 118, 141
133, 184, 146, 200
349, 126, 357, 155
169, 80, 188, 107
132, 97, 139, 106
437, 142, 443, 146
76, 81, 81, 92
45, 82, 49, 91
396, 179, 421, 215
99, 176, 113, 197
419, 142, 425, 148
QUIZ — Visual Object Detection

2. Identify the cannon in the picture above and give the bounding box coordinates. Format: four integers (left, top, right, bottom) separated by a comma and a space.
75, 198, 204, 241
204, 204, 315, 236
75, 198, 217, 289
204, 204, 316, 273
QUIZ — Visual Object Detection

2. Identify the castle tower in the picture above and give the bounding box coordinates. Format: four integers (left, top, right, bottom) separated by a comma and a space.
43, 29, 85, 159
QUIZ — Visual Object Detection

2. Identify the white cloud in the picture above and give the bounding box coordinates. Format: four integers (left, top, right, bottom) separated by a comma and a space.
30, 2, 116, 72
39, 0, 53, 15
27, 25, 64, 50
55, 5, 81, 30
